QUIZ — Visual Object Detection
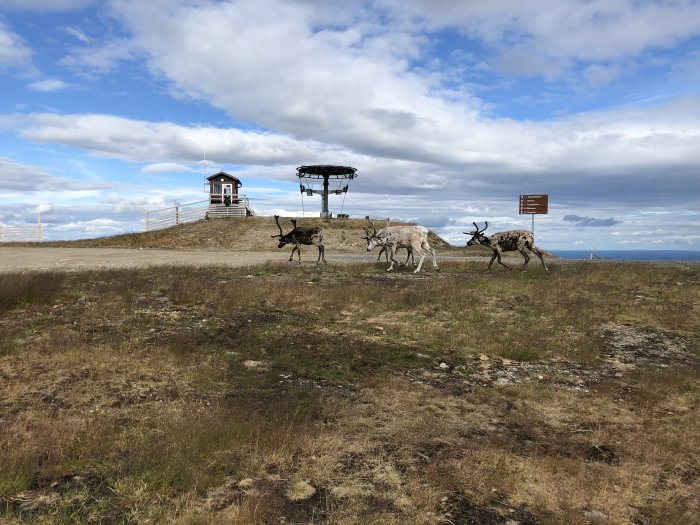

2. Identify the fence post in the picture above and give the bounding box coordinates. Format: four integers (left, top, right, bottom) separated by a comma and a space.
175, 206, 179, 225
37, 211, 43, 242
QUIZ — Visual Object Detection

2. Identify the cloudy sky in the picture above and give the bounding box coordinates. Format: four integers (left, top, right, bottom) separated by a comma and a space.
1, 0, 699, 249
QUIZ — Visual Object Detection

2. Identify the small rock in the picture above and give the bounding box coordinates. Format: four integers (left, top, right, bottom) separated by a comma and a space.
243, 360, 269, 371
237, 478, 255, 489
584, 509, 608, 520
438, 362, 449, 369
479, 354, 490, 361
287, 480, 316, 501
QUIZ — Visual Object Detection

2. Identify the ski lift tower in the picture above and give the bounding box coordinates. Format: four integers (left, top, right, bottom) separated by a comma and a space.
297, 165, 357, 219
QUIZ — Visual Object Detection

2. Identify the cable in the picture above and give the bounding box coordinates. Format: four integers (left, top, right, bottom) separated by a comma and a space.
340, 188, 347, 215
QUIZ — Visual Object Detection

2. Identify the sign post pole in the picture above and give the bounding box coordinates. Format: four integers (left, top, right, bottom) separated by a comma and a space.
519, 194, 549, 234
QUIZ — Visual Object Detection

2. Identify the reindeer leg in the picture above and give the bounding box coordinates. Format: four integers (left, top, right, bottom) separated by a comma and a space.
487, 249, 498, 270
387, 245, 399, 271
377, 246, 387, 263
495, 248, 512, 270
294, 244, 302, 264
518, 247, 531, 270
314, 240, 326, 265
528, 244, 549, 271
288, 246, 298, 262
422, 240, 438, 270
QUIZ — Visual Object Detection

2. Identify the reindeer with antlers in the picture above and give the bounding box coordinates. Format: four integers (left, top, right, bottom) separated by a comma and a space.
363, 218, 438, 273
465, 222, 548, 271
271, 215, 326, 264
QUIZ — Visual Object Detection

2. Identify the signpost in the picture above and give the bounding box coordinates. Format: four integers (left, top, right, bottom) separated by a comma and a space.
519, 194, 548, 234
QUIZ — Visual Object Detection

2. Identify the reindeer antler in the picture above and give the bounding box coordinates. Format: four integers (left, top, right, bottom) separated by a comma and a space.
271, 215, 283, 238
366, 218, 377, 236
464, 221, 489, 235
291, 219, 297, 229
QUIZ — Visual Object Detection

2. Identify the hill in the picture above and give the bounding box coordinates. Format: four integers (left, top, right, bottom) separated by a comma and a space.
37, 216, 496, 255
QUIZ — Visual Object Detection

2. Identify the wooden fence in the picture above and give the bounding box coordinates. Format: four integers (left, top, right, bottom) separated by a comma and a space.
0, 223, 42, 242
144, 200, 210, 231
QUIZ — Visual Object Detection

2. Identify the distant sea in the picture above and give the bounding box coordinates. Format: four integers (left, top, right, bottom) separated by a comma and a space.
551, 250, 700, 262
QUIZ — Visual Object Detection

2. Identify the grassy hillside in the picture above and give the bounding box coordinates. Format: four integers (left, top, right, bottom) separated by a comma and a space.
32, 216, 485, 254
1, 261, 698, 524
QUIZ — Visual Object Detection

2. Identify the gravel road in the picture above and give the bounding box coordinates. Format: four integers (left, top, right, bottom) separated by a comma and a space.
0, 247, 304, 272
0, 247, 494, 273
0, 247, 457, 272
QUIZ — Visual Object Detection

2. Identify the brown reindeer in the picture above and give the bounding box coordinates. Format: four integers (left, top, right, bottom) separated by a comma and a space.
271, 215, 326, 264
465, 222, 548, 271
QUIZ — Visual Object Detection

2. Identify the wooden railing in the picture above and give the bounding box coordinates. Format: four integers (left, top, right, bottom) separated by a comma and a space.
0, 223, 42, 242
145, 200, 209, 231
144, 196, 252, 231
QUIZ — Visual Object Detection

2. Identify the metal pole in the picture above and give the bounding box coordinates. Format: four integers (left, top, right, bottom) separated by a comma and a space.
176, 206, 180, 225
531, 213, 535, 235
321, 175, 330, 218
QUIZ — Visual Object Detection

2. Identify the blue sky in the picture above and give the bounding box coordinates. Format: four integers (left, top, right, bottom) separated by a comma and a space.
1, 0, 699, 249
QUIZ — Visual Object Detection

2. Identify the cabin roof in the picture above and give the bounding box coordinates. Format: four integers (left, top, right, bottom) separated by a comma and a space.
207, 171, 242, 184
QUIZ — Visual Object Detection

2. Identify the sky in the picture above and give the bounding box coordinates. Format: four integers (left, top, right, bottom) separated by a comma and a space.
1, 0, 699, 249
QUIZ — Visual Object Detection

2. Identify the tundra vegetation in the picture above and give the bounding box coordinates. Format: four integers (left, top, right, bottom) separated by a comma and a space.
0, 258, 699, 524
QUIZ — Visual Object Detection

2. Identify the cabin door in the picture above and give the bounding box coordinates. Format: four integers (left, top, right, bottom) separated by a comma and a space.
222, 184, 233, 206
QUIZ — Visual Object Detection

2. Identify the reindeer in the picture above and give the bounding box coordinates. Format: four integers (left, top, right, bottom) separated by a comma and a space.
465, 222, 548, 271
365, 219, 415, 266
271, 215, 326, 264
364, 218, 438, 273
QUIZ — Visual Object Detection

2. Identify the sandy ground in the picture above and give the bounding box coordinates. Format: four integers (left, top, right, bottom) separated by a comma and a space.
0, 247, 458, 272
0, 247, 332, 272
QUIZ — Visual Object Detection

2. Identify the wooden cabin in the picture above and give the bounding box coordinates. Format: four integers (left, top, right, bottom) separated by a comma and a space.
206, 171, 253, 218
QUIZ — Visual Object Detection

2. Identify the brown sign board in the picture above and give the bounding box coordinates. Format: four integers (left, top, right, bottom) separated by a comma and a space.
519, 194, 548, 214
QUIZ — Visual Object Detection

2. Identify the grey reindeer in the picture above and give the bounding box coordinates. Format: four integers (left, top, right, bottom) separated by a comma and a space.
465, 222, 548, 271
364, 218, 438, 273
364, 218, 415, 266
271, 215, 326, 264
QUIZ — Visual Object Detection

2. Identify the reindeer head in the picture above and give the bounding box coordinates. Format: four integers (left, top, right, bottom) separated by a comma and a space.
271, 215, 293, 248
464, 221, 489, 247
362, 218, 387, 251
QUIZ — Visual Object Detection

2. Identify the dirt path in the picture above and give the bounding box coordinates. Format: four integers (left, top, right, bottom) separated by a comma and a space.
0, 247, 486, 273
0, 247, 306, 272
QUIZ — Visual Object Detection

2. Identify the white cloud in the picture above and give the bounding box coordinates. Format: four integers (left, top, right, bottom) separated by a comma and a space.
0, 155, 116, 192
0, 21, 33, 72
28, 79, 69, 92
0, 0, 94, 12
387, 0, 700, 63
140, 162, 191, 174
59, 38, 137, 75
16, 113, 347, 166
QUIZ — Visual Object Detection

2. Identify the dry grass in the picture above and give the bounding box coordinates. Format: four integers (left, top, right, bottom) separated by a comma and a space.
1, 260, 698, 524
5, 216, 460, 254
